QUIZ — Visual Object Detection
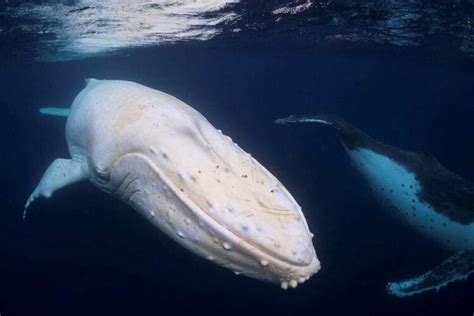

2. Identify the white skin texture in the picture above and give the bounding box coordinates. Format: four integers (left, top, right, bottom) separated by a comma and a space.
25, 79, 320, 289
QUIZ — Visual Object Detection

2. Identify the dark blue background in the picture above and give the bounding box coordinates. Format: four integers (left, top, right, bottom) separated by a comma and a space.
1, 38, 474, 315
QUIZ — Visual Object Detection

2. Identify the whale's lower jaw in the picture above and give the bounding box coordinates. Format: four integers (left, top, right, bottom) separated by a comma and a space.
347, 148, 474, 251
97, 152, 320, 288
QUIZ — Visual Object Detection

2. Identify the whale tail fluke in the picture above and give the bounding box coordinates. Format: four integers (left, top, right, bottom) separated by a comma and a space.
39, 107, 70, 117
387, 250, 474, 297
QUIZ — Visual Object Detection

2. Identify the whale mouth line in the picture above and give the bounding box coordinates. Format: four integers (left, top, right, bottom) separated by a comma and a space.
120, 152, 314, 269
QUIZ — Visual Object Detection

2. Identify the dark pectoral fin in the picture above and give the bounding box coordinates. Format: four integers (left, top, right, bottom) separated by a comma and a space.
387, 250, 474, 297
275, 114, 333, 126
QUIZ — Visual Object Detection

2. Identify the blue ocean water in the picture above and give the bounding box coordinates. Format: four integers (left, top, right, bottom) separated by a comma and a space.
1, 1, 474, 315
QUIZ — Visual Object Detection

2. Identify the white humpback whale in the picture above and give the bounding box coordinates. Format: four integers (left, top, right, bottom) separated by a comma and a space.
276, 114, 474, 297
24, 79, 320, 289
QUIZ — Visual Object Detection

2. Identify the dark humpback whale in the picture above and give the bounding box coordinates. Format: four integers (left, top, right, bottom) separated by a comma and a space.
276, 114, 474, 297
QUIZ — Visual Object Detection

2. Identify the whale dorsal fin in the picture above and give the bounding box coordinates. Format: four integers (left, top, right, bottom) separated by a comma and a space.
387, 250, 474, 297
85, 78, 99, 86
36, 79, 97, 118
38, 77, 99, 117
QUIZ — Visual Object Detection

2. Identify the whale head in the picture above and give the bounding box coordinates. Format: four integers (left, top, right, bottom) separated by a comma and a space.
72, 80, 320, 289
101, 115, 321, 289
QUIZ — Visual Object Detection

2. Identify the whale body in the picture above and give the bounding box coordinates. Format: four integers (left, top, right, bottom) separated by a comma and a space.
276, 114, 474, 296
25, 79, 320, 289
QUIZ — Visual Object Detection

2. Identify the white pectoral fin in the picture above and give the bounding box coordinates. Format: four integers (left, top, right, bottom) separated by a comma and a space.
387, 250, 474, 297
39, 107, 70, 117
24, 158, 87, 220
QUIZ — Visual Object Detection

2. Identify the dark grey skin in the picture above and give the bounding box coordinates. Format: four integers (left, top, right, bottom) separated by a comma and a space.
276, 114, 474, 297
